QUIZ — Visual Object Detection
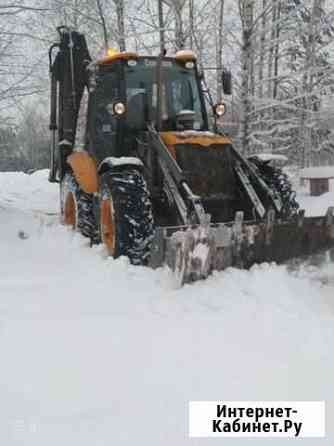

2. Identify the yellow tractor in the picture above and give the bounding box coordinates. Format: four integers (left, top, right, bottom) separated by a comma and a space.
48, 27, 334, 285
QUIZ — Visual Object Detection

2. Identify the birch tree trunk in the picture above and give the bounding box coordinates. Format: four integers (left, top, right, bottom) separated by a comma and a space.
96, 0, 109, 50
273, 0, 281, 100
239, 0, 254, 155
258, 0, 266, 99
267, 0, 276, 99
73, 0, 79, 30
158, 0, 165, 54
300, 0, 322, 167
163, 0, 186, 50
216, 0, 225, 102
174, 4, 185, 49
266, 0, 278, 152
113, 0, 126, 51
189, 0, 194, 49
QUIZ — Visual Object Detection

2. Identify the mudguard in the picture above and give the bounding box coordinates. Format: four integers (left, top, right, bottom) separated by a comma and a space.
98, 157, 144, 174
67, 151, 98, 194
67, 153, 144, 194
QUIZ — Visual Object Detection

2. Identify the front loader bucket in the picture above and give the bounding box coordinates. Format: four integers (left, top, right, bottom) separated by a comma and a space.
149, 225, 213, 287
149, 207, 334, 286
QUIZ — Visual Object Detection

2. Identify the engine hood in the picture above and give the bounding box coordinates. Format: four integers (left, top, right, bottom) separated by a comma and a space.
160, 130, 232, 158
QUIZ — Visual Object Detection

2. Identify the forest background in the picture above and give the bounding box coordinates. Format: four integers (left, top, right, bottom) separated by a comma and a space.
0, 0, 333, 171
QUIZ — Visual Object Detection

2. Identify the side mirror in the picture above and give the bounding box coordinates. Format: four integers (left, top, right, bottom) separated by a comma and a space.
222, 69, 232, 95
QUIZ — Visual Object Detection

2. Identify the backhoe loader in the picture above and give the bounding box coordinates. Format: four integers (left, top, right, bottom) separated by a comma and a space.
48, 27, 334, 285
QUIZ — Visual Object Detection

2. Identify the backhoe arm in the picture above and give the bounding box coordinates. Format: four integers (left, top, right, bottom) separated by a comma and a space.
49, 27, 91, 182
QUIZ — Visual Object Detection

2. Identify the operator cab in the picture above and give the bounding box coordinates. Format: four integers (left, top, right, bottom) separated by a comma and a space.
124, 56, 207, 132
84, 51, 236, 222
86, 53, 209, 163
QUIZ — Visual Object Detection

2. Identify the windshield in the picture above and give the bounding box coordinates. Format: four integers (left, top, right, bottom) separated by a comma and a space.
125, 58, 206, 131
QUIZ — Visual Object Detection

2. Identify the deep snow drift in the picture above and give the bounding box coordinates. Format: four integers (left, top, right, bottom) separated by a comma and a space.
0, 170, 333, 445
297, 190, 334, 217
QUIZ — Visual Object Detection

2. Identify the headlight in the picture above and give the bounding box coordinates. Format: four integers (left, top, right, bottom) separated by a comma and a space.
113, 102, 126, 116
214, 103, 226, 117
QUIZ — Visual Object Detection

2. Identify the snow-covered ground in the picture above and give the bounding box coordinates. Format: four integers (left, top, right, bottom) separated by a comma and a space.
297, 190, 334, 217
0, 170, 334, 445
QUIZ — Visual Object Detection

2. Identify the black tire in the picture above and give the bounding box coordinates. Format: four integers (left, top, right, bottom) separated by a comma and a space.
249, 159, 299, 218
100, 169, 154, 265
60, 172, 97, 239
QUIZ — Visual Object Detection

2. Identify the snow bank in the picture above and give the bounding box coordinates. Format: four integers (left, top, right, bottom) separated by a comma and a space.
250, 153, 288, 163
0, 170, 334, 445
0, 169, 58, 215
297, 191, 334, 217
300, 166, 334, 179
